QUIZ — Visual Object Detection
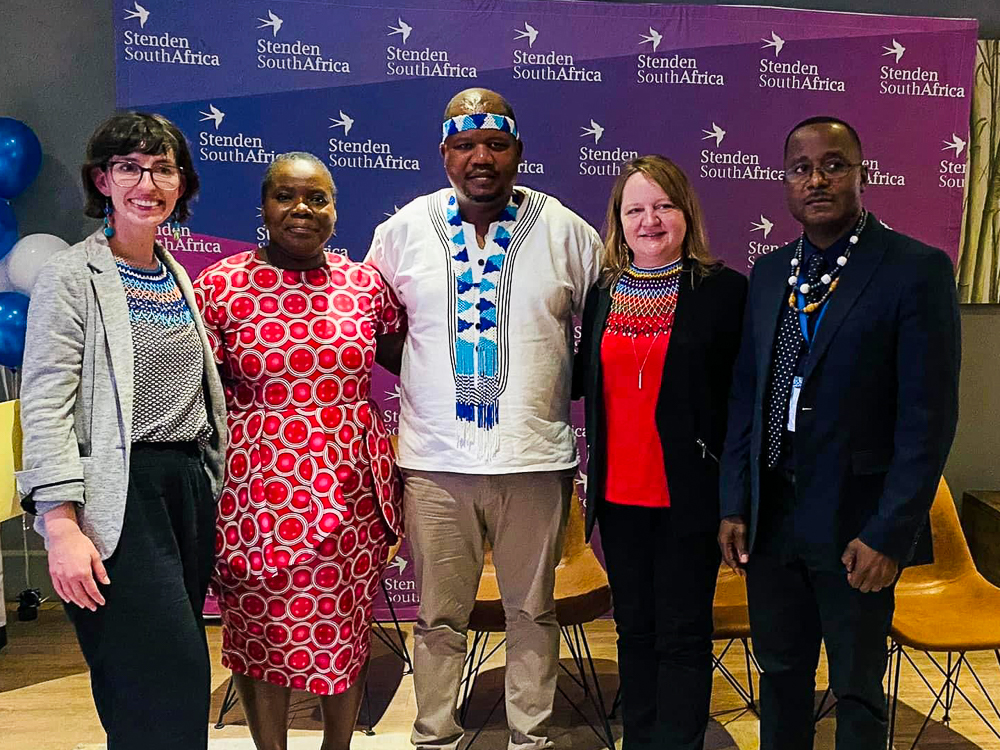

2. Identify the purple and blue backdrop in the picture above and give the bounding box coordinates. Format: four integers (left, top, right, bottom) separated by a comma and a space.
114, 0, 977, 618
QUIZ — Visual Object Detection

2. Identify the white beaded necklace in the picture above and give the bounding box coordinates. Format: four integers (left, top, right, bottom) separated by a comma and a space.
787, 209, 867, 314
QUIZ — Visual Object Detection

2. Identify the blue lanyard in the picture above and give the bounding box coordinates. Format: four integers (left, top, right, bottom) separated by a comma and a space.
797, 292, 829, 347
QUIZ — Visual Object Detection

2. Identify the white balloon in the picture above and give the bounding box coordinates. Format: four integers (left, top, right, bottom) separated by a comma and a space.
5, 233, 69, 294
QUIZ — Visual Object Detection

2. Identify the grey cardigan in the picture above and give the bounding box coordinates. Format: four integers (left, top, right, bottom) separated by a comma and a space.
15, 230, 227, 559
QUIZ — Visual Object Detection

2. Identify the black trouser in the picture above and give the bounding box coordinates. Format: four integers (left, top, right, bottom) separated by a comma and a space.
597, 501, 720, 750
65, 442, 216, 750
746, 472, 895, 750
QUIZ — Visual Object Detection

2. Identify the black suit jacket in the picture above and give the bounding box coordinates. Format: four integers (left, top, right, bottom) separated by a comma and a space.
719, 215, 960, 566
574, 262, 748, 541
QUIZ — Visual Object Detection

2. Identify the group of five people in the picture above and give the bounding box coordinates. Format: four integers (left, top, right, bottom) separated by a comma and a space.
17, 86, 959, 750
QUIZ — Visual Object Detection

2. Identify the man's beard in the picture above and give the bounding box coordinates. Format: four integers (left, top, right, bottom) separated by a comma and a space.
469, 191, 503, 204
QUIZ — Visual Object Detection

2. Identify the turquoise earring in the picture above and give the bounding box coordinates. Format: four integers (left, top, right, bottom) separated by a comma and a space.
102, 199, 115, 238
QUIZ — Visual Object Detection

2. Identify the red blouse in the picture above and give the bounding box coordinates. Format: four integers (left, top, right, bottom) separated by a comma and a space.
600, 329, 671, 507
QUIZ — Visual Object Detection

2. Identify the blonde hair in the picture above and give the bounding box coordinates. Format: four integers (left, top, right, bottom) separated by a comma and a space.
601, 155, 719, 286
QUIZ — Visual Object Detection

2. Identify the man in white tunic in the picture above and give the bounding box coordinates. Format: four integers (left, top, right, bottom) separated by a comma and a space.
366, 87, 601, 750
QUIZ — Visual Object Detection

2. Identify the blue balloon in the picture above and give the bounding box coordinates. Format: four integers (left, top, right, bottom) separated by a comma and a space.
0, 118, 42, 200
0, 291, 30, 369
0, 200, 16, 260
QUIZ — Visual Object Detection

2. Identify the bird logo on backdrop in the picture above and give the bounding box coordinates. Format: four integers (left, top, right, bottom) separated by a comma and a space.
124, 1, 150, 28
257, 10, 283, 36
640, 27, 663, 53
762, 31, 785, 57
702, 123, 726, 147
580, 120, 605, 144
751, 216, 774, 239
199, 105, 225, 130
328, 111, 355, 136
514, 22, 539, 48
942, 134, 966, 157
388, 18, 413, 44
882, 39, 906, 63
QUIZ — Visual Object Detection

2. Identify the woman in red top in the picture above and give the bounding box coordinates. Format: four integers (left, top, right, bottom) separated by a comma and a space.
194, 152, 404, 750
574, 155, 747, 749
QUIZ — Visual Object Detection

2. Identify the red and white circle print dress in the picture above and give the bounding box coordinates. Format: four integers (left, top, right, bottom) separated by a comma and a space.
193, 250, 405, 695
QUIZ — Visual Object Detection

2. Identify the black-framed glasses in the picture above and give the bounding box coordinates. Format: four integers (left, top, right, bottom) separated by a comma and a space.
106, 159, 184, 189
784, 159, 862, 184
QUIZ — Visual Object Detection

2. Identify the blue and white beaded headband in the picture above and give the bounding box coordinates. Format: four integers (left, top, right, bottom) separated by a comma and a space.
441, 113, 519, 144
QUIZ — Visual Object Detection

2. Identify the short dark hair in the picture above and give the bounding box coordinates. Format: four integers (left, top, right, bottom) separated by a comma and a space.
260, 152, 336, 204
81, 112, 200, 222
784, 116, 863, 159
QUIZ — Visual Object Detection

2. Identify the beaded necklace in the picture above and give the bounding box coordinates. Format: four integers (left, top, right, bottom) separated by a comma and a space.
607, 258, 682, 390
787, 209, 867, 314
607, 258, 683, 336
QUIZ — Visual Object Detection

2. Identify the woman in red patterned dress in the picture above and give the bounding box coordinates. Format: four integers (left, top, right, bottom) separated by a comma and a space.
193, 152, 404, 750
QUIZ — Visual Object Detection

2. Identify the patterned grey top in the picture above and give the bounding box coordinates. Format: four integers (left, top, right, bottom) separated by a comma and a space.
115, 258, 210, 443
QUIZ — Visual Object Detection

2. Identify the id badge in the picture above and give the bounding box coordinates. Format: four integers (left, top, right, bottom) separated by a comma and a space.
787, 376, 803, 432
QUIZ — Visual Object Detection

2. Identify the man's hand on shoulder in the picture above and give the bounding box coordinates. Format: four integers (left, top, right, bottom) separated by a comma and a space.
842, 538, 898, 593
718, 515, 749, 575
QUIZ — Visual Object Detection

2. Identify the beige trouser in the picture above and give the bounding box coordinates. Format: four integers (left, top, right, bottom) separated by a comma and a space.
402, 468, 573, 750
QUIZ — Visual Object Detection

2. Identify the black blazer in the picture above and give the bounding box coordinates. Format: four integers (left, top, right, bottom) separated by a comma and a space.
719, 215, 960, 567
574, 261, 748, 541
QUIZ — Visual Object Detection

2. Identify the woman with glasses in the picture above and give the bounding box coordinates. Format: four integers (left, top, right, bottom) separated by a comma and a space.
16, 112, 226, 749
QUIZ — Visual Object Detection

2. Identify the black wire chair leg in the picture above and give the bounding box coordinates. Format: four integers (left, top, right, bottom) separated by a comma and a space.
378, 577, 413, 673
742, 638, 757, 708
214, 675, 239, 729
579, 624, 616, 750
888, 642, 902, 750
609, 684, 622, 719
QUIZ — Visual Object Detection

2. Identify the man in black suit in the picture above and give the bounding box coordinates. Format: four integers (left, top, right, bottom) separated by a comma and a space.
718, 116, 960, 749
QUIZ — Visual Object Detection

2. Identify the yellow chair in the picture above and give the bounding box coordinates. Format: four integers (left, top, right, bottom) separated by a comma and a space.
888, 478, 1000, 748
712, 564, 761, 715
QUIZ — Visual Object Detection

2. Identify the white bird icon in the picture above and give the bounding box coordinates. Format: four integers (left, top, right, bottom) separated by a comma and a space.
388, 556, 408, 575
761, 31, 785, 57
580, 120, 605, 144
388, 18, 412, 44
328, 111, 355, 136
124, 1, 150, 28
575, 470, 588, 496
257, 10, 283, 37
514, 22, 539, 48
198, 104, 225, 130
640, 27, 663, 53
942, 133, 966, 157
702, 123, 726, 147
882, 39, 906, 63
385, 383, 401, 401
751, 215, 774, 239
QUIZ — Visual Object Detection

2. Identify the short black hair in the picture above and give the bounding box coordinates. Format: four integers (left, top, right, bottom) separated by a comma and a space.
260, 152, 336, 204
784, 116, 863, 159
81, 112, 199, 222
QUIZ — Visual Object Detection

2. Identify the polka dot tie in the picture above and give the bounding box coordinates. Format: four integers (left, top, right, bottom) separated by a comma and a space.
765, 251, 828, 469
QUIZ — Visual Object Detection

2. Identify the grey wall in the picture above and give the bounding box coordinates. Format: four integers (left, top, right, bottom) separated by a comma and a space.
0, 0, 114, 599
1, 0, 998, 599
